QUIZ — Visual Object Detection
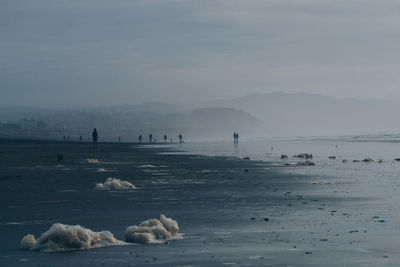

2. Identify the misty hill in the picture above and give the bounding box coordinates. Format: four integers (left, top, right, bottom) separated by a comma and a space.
209, 92, 400, 136
0, 105, 264, 141
97, 102, 190, 115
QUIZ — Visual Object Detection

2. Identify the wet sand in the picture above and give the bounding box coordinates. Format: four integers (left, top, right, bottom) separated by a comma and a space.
0, 139, 397, 266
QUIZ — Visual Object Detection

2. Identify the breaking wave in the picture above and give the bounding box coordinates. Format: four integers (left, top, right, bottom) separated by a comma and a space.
94, 178, 136, 190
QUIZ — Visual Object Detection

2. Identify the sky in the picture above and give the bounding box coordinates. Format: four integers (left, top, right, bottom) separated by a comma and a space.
1, 0, 400, 107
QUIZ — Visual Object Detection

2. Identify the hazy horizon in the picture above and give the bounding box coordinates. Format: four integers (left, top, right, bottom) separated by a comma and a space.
2, 1, 400, 108
0, 90, 398, 110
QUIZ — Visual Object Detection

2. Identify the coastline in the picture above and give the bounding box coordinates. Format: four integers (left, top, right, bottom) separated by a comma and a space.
0, 139, 395, 266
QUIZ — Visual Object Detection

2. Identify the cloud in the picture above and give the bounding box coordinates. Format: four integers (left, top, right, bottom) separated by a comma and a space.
4, 0, 400, 106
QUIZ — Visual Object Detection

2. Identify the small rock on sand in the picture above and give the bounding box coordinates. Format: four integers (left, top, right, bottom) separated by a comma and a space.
296, 161, 316, 166
293, 153, 313, 159
363, 158, 374, 162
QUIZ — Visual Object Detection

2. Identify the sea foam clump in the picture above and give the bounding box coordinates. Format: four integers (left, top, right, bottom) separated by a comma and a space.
125, 215, 180, 244
138, 164, 157, 168
95, 178, 136, 191
20, 223, 124, 252
86, 159, 99, 164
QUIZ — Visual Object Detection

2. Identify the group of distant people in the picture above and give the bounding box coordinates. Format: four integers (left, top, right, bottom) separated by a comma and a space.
64, 129, 243, 145
74, 128, 184, 146
66, 129, 242, 146
138, 133, 183, 143
62, 128, 185, 146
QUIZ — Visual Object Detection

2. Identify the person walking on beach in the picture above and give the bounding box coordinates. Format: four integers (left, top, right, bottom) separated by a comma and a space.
178, 134, 183, 143
233, 132, 239, 143
164, 134, 168, 143
138, 134, 143, 142
149, 133, 153, 143
92, 128, 98, 147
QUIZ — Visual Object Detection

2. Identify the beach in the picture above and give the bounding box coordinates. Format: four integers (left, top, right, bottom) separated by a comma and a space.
0, 139, 398, 266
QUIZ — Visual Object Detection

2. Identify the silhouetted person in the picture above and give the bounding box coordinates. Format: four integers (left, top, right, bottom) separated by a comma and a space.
164, 134, 168, 143
149, 133, 153, 143
79, 135, 82, 141
233, 132, 239, 143
178, 134, 183, 143
138, 134, 143, 142
63, 135, 66, 141
92, 128, 98, 147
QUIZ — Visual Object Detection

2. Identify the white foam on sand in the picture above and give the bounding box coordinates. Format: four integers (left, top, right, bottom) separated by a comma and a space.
311, 181, 334, 185
124, 215, 181, 244
138, 164, 157, 168
20, 223, 125, 252
86, 159, 99, 164
94, 178, 136, 191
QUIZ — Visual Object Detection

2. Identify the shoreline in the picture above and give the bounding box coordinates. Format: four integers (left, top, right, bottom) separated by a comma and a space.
0, 139, 395, 266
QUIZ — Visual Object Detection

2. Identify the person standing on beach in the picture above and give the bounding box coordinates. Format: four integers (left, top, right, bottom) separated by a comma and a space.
149, 133, 153, 143
92, 128, 98, 147
138, 134, 142, 142
233, 132, 239, 143
178, 134, 183, 143
164, 134, 168, 143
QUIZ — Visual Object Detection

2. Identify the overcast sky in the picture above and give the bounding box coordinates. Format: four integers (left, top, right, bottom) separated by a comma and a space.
1, 0, 400, 107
